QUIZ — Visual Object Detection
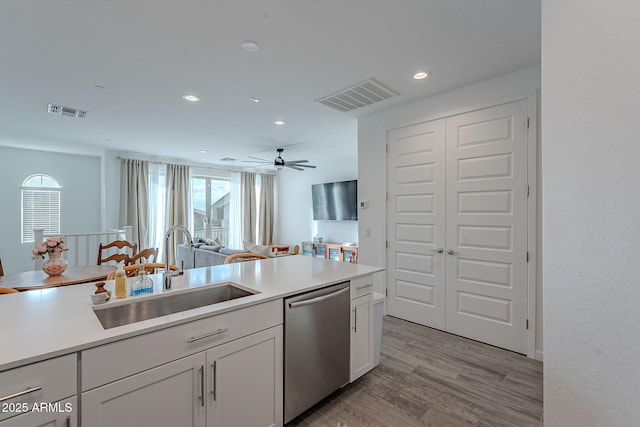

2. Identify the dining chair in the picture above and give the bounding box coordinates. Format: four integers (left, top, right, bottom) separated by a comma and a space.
223, 253, 269, 264
106, 263, 179, 280
0, 257, 4, 276
126, 248, 158, 265
289, 245, 300, 255
97, 240, 138, 265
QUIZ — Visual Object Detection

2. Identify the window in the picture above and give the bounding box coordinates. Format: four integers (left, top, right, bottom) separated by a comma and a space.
21, 174, 61, 243
192, 176, 230, 245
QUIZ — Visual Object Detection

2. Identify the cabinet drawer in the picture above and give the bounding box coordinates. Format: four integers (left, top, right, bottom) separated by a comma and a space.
82, 299, 282, 391
350, 275, 374, 299
0, 354, 76, 422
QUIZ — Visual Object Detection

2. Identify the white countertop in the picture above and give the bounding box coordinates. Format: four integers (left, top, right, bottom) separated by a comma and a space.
0, 256, 383, 372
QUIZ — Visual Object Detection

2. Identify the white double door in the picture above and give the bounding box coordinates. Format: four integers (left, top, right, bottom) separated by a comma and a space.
387, 100, 529, 354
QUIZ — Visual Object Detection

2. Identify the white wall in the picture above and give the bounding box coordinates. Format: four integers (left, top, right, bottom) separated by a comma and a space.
0, 146, 102, 274
358, 65, 542, 354
542, 1, 640, 425
277, 156, 358, 248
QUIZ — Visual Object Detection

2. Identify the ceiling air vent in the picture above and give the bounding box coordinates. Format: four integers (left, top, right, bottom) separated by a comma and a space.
315, 78, 397, 112
47, 103, 87, 118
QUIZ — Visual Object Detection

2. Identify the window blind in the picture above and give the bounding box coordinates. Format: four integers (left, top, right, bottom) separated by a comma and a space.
22, 189, 61, 243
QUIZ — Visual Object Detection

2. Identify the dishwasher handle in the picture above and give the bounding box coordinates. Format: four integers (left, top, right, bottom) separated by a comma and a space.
288, 287, 349, 309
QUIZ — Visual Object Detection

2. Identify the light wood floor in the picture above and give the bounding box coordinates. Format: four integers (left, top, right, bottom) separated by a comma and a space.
287, 315, 543, 427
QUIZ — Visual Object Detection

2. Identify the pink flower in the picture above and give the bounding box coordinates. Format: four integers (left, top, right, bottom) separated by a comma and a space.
38, 245, 47, 253
54, 247, 62, 253
47, 240, 57, 247
32, 248, 39, 256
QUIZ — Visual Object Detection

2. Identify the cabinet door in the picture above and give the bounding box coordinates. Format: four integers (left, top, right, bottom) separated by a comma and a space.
350, 294, 374, 382
0, 397, 76, 427
206, 326, 283, 427
82, 353, 206, 427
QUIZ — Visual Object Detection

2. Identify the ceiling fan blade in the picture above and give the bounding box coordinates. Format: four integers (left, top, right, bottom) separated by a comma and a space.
285, 164, 305, 171
284, 159, 308, 164
289, 163, 316, 168
248, 156, 271, 161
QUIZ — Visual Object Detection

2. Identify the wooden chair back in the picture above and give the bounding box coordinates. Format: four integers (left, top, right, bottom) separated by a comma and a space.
289, 245, 300, 255
223, 253, 269, 264
106, 263, 179, 280
126, 248, 158, 265
0, 286, 18, 294
0, 257, 4, 276
97, 240, 138, 265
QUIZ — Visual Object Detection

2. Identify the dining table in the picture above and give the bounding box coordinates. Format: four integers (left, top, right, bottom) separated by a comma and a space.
0, 265, 116, 292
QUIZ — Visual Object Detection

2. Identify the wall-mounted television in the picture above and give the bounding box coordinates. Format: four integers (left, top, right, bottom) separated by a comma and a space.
311, 179, 358, 221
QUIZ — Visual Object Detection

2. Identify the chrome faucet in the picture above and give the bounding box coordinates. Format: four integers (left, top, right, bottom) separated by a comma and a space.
163, 225, 194, 290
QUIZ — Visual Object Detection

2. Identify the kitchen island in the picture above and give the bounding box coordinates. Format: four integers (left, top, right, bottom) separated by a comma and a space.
0, 255, 383, 427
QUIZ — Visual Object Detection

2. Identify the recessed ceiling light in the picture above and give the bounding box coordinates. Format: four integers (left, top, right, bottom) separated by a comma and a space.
249, 97, 260, 103
274, 120, 285, 126
413, 71, 430, 80
199, 150, 207, 154
182, 94, 200, 102
242, 41, 260, 52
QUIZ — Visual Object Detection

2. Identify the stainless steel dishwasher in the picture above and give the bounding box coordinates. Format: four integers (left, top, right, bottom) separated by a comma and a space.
284, 281, 350, 423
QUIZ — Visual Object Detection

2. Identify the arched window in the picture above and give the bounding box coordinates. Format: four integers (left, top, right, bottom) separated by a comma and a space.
21, 174, 61, 243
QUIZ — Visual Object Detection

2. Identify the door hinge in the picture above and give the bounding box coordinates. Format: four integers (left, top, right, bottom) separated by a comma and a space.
527, 117, 530, 128
386, 192, 389, 202
386, 144, 389, 153
527, 184, 530, 197
385, 288, 388, 297
385, 240, 389, 249
526, 252, 529, 262
526, 319, 529, 329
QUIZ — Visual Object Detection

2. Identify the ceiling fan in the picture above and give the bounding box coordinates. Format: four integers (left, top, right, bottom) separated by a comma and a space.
244, 148, 316, 171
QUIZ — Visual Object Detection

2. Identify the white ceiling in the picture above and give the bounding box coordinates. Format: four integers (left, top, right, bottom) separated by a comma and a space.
0, 0, 540, 169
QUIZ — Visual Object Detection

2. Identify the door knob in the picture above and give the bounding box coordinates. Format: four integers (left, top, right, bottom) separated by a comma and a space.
430, 248, 444, 254
447, 249, 459, 255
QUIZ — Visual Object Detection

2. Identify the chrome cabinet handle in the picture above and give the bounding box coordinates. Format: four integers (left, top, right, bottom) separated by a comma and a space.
356, 284, 373, 290
199, 366, 205, 407
447, 249, 459, 255
353, 307, 357, 333
430, 248, 444, 254
66, 416, 71, 427
211, 361, 217, 402
187, 328, 229, 343
0, 386, 42, 403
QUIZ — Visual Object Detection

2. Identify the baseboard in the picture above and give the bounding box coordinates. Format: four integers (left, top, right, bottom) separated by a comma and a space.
535, 350, 544, 361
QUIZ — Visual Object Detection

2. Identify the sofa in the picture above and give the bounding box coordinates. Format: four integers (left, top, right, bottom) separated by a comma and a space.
176, 244, 246, 269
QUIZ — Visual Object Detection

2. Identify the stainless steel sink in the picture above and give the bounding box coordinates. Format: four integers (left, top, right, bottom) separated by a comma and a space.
93, 282, 256, 329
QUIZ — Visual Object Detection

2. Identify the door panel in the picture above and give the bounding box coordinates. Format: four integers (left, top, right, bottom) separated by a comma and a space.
386, 99, 529, 354
445, 100, 528, 354
387, 120, 446, 329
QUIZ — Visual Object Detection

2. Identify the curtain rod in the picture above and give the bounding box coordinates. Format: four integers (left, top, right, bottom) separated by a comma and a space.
116, 156, 277, 175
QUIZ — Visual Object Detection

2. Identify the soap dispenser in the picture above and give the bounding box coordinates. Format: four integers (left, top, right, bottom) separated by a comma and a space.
114, 264, 127, 299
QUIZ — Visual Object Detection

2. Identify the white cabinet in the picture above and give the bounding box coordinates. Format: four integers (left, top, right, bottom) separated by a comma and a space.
350, 275, 374, 382
82, 353, 206, 427
0, 354, 77, 426
0, 397, 76, 427
207, 327, 283, 427
81, 300, 283, 427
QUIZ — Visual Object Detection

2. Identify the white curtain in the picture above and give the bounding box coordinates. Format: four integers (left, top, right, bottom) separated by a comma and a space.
258, 174, 275, 245
241, 172, 257, 243
119, 159, 149, 248
148, 162, 166, 260
164, 163, 191, 264
228, 171, 242, 249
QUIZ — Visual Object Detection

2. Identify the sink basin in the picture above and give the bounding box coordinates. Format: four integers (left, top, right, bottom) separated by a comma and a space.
93, 282, 256, 329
